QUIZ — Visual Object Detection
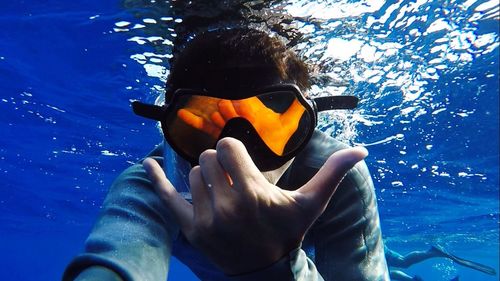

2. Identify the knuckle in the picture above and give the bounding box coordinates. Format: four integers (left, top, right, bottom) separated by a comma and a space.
198, 149, 216, 165
217, 137, 242, 153
189, 165, 200, 177
216, 138, 244, 165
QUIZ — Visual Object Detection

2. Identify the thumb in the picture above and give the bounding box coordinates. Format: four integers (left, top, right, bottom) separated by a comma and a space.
296, 146, 368, 212
143, 157, 193, 230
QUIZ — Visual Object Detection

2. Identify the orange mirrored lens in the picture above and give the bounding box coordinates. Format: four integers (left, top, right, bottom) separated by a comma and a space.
166, 92, 310, 157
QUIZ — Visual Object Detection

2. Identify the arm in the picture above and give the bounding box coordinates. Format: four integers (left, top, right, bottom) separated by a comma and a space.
281, 131, 389, 280
313, 161, 389, 280
143, 137, 368, 279
228, 247, 323, 281
63, 146, 179, 281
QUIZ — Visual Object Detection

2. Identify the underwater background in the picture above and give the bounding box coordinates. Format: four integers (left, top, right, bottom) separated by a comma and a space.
0, 0, 498, 280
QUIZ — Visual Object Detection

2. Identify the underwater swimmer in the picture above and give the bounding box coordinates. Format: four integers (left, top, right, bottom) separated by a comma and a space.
386, 245, 496, 281
63, 28, 389, 280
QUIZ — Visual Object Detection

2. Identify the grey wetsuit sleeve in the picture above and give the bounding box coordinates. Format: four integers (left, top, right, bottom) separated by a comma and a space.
280, 130, 389, 281
229, 248, 324, 281
313, 161, 389, 280
62, 146, 179, 281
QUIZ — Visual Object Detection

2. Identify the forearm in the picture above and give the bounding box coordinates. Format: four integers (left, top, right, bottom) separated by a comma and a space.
63, 147, 178, 281
277, 131, 390, 280
314, 162, 389, 281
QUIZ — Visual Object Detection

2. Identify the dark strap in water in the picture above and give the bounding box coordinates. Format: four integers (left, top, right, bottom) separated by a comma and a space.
132, 101, 164, 121
314, 95, 359, 111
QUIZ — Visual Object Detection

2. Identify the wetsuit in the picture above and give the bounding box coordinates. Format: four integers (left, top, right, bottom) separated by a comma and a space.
63, 129, 389, 280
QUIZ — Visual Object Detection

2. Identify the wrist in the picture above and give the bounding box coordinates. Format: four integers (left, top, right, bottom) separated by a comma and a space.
227, 250, 295, 280
221, 240, 301, 275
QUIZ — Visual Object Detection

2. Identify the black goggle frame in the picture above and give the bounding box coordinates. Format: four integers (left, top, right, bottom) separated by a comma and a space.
132, 84, 359, 170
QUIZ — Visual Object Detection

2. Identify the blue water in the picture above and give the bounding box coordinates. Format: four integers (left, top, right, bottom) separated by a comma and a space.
0, 1, 498, 281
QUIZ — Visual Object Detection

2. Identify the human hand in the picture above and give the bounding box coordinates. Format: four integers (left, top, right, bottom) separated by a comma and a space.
177, 97, 305, 155
143, 138, 367, 275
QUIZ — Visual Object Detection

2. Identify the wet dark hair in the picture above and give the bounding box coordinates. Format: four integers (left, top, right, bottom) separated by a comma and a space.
166, 28, 310, 99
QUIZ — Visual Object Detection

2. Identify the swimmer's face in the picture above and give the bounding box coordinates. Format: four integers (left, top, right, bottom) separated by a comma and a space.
221, 73, 299, 183
169, 69, 303, 181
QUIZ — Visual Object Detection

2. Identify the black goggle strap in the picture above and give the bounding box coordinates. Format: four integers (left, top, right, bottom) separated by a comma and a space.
312, 95, 359, 112
131, 95, 359, 121
132, 101, 165, 121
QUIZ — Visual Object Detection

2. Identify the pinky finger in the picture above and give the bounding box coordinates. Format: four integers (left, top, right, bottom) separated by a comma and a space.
143, 157, 194, 231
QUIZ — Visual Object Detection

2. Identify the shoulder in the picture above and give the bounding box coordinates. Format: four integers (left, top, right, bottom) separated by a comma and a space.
284, 130, 372, 189
296, 129, 349, 169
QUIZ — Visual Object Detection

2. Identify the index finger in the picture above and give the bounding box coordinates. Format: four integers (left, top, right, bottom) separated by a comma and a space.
215, 138, 264, 191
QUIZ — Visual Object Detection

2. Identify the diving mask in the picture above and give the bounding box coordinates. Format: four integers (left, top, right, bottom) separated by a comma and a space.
133, 84, 358, 171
